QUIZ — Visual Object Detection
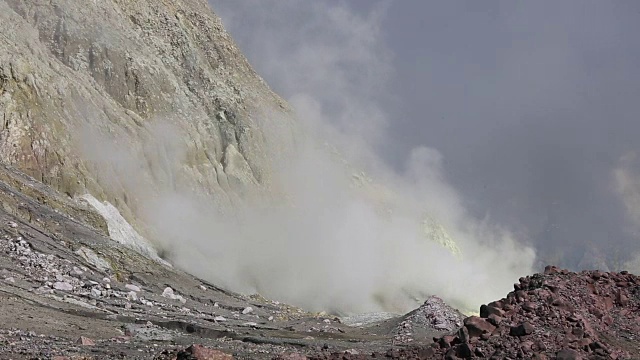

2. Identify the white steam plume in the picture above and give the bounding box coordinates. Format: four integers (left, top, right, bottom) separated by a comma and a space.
613, 152, 640, 273
79, 1, 536, 314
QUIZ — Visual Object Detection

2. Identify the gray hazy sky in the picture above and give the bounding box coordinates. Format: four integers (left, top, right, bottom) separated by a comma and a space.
211, 1, 640, 269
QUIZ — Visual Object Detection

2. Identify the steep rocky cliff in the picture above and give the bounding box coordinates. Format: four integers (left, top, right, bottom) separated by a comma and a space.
0, 0, 293, 232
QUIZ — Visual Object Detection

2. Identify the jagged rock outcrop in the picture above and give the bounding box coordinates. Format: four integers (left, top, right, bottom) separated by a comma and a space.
429, 266, 640, 359
0, 0, 293, 235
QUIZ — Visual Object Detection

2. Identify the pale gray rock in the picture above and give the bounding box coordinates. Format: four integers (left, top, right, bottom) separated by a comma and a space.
35, 286, 54, 295
162, 287, 175, 298
126, 291, 138, 301
242, 306, 254, 315
75, 247, 112, 272
161, 286, 186, 303
90, 288, 102, 298
397, 296, 465, 333
53, 281, 73, 291
125, 284, 141, 292
123, 324, 174, 342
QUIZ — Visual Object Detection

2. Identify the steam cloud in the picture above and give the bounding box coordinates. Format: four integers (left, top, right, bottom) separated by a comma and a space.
614, 153, 640, 273
79, 1, 537, 314
215, 1, 640, 273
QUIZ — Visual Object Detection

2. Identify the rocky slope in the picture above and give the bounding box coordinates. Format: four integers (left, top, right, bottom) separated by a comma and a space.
0, 162, 411, 359
0, 159, 472, 359
305, 266, 640, 359
429, 266, 640, 359
0, 0, 293, 231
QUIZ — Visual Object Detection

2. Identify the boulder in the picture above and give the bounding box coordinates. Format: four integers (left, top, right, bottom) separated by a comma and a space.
176, 345, 233, 360
463, 316, 495, 338
509, 322, 534, 336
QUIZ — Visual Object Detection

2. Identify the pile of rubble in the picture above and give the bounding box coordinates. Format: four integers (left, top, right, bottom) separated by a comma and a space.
0, 225, 192, 312
295, 266, 640, 359
430, 266, 640, 359
5, 194, 640, 359
393, 296, 465, 344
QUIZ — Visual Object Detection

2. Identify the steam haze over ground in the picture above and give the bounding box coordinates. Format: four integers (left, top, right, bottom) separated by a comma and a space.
86, 1, 640, 315
213, 2, 640, 272
162, 0, 533, 314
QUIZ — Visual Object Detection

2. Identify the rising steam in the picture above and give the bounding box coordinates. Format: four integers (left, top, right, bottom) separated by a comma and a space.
78, 1, 536, 315
132, 99, 535, 314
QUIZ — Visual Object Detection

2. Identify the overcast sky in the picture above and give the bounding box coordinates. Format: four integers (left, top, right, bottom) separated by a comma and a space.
211, 1, 640, 269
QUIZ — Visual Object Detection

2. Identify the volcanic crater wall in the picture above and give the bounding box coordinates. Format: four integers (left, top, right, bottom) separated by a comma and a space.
0, 0, 293, 229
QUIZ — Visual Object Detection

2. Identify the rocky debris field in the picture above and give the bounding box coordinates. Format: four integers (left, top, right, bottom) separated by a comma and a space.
428, 265, 640, 359
163, 265, 640, 360
0, 164, 454, 359
2, 163, 640, 360
2, 161, 640, 359
297, 266, 640, 360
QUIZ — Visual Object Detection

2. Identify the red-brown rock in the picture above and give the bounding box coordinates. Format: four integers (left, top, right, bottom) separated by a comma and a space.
479, 304, 505, 318
177, 345, 233, 360
463, 316, 496, 338
76, 336, 95, 346
556, 348, 582, 360
509, 322, 534, 336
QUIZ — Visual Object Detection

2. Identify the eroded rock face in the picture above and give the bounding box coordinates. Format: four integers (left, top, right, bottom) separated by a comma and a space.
0, 0, 294, 231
